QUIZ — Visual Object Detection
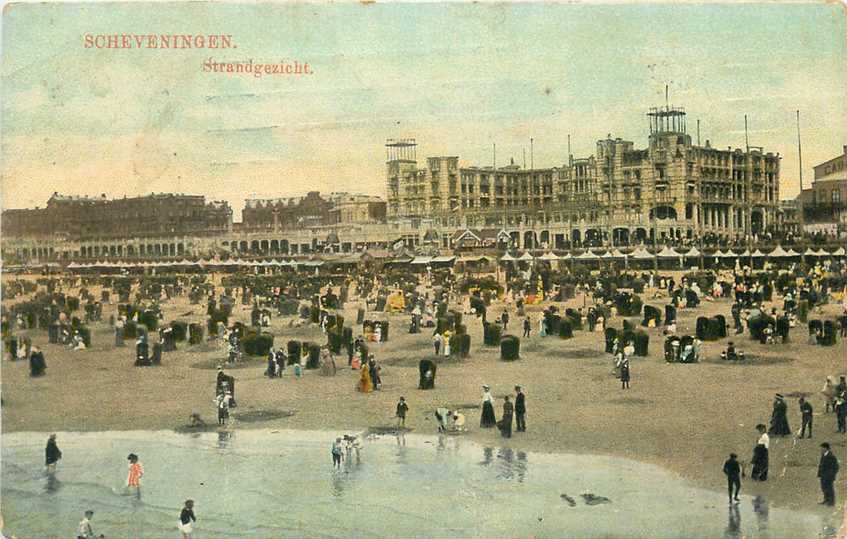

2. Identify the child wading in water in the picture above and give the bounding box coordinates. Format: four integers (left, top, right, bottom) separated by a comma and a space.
396, 396, 409, 428
126, 453, 143, 494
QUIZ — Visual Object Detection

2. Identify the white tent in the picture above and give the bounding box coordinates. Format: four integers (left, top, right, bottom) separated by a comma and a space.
804, 248, 818, 256
786, 248, 800, 257
631, 247, 653, 260
600, 251, 614, 259
610, 249, 627, 258
559, 252, 573, 260
518, 252, 534, 261
833, 247, 846, 257
768, 245, 791, 258
719, 250, 738, 258
751, 249, 766, 257
432, 255, 457, 264
685, 246, 701, 258
657, 246, 680, 258
576, 250, 599, 260
500, 253, 516, 262
410, 256, 433, 265
539, 252, 559, 261
737, 249, 752, 257
815, 248, 830, 257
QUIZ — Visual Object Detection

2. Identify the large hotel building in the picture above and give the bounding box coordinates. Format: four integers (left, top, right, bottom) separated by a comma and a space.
387, 106, 780, 249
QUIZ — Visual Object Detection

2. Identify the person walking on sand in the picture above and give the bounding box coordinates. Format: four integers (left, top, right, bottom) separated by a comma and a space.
514, 386, 526, 432
45, 433, 62, 473
178, 499, 196, 538
396, 396, 409, 428
523, 317, 531, 338
799, 397, 814, 439
723, 453, 742, 505
819, 442, 839, 506
77, 510, 104, 539
433, 332, 442, 356
126, 453, 143, 491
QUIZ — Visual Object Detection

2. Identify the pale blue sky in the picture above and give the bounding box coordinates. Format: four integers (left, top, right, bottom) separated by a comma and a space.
2, 2, 845, 219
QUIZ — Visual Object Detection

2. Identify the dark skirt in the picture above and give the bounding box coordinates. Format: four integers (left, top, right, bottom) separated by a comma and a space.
497, 412, 513, 437
751, 445, 769, 481
620, 366, 630, 382
769, 413, 791, 436
481, 401, 497, 428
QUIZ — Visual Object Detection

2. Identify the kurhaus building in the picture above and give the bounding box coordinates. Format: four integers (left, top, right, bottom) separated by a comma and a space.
387, 106, 781, 249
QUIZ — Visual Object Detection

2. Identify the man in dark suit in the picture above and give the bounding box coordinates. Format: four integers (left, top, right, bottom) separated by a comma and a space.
818, 442, 839, 506
515, 385, 526, 432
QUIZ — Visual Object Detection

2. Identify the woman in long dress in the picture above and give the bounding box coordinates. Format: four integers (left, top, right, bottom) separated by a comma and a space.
443, 330, 452, 356
357, 364, 373, 393
768, 395, 791, 436
480, 385, 497, 428
538, 317, 547, 337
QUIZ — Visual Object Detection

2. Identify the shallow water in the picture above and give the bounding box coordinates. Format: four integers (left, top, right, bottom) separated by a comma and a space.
0, 430, 832, 538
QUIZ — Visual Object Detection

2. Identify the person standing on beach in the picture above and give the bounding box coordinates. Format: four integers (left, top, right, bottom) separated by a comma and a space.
722, 454, 741, 505
498, 396, 513, 438
751, 425, 769, 481
396, 396, 409, 428
480, 385, 496, 428
799, 397, 813, 439
818, 443, 839, 506
126, 453, 143, 491
620, 357, 631, 389
433, 332, 442, 356
514, 386, 526, 432
45, 434, 61, 473
523, 317, 531, 338
769, 394, 791, 436
178, 499, 196, 538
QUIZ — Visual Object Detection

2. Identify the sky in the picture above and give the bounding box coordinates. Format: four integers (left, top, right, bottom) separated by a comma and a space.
2, 2, 846, 221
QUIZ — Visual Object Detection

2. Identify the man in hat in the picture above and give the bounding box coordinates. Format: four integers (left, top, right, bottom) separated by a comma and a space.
818, 442, 839, 506
769, 394, 791, 436
515, 386, 527, 432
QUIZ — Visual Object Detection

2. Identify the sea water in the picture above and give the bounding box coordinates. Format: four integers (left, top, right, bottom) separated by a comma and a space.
0, 430, 832, 538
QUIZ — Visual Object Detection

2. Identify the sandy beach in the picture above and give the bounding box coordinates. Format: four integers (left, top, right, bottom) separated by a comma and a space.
3, 275, 847, 518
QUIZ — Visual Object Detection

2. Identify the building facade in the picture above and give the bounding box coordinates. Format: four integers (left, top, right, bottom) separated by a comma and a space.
797, 145, 847, 236
386, 107, 781, 248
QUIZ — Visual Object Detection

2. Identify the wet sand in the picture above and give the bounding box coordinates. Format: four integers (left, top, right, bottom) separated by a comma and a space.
3, 275, 847, 517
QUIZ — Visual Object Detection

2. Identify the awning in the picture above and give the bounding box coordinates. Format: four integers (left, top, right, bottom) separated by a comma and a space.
786, 248, 800, 257
576, 251, 599, 260
410, 256, 433, 265
685, 246, 701, 258
719, 250, 738, 258
538, 252, 559, 261
432, 256, 456, 264
657, 246, 681, 258
833, 247, 846, 257
302, 260, 324, 267
751, 249, 766, 257
630, 248, 653, 260
815, 248, 830, 257
500, 253, 516, 262
768, 245, 791, 258
804, 248, 818, 256
518, 252, 534, 261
